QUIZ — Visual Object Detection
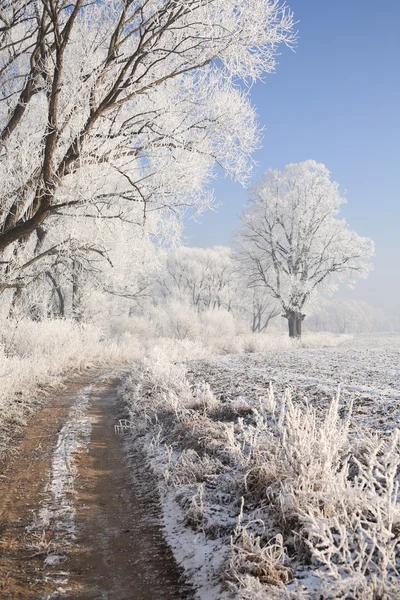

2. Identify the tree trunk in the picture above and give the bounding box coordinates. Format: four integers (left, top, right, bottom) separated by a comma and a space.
296, 313, 305, 338
72, 259, 82, 321
8, 287, 23, 319
46, 271, 65, 318
287, 311, 297, 338
286, 310, 305, 338
260, 315, 271, 333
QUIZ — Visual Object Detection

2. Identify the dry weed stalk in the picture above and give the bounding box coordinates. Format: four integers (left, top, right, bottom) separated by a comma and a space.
226, 500, 292, 590
124, 350, 400, 599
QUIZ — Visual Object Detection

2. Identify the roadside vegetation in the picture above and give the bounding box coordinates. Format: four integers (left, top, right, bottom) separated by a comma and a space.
120, 340, 400, 599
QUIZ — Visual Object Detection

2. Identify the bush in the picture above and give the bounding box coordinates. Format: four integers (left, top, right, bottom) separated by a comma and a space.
121, 354, 400, 600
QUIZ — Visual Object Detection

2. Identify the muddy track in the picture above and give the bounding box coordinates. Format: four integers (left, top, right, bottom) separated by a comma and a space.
0, 370, 191, 600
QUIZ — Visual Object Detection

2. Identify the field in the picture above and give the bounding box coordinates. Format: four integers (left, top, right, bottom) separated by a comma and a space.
189, 333, 400, 435
122, 333, 400, 599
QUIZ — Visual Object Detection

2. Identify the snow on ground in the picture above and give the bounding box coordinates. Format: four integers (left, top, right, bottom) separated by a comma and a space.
39, 386, 93, 537
162, 487, 231, 600
122, 333, 400, 600
188, 333, 400, 435
29, 385, 94, 598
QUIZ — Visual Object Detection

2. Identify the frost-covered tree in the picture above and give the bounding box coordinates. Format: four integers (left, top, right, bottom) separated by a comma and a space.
236, 161, 375, 337
6, 210, 157, 322
0, 0, 295, 297
155, 246, 238, 311
305, 298, 389, 334
242, 286, 280, 333
149, 246, 280, 333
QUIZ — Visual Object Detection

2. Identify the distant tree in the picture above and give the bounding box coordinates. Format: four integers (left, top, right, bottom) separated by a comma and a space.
155, 246, 237, 312
245, 286, 281, 333
306, 298, 389, 335
236, 161, 375, 337
0, 0, 295, 298
152, 246, 280, 333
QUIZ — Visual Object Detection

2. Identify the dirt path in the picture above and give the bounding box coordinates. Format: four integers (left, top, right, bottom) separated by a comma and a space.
0, 371, 192, 600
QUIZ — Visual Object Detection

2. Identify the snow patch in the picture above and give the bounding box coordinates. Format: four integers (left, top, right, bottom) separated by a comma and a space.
43, 554, 63, 567
30, 384, 94, 595
38, 385, 92, 537
162, 489, 230, 600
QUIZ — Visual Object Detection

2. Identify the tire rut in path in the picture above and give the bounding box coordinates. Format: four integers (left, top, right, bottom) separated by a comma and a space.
0, 373, 192, 600
63, 375, 192, 600
0, 370, 100, 599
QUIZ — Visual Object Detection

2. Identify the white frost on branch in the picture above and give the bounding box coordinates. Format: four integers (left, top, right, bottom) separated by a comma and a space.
236, 160, 375, 320
0, 0, 296, 257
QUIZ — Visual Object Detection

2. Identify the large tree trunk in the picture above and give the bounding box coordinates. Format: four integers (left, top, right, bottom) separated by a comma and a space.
286, 311, 305, 338
287, 311, 297, 338
296, 313, 305, 337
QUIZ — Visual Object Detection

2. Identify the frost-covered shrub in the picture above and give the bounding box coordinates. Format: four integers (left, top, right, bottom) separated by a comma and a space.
226, 521, 292, 590
200, 309, 237, 339
188, 381, 220, 413
173, 416, 240, 462
0, 318, 138, 459
122, 353, 400, 600
183, 483, 206, 531
235, 391, 400, 599
119, 347, 195, 431
108, 314, 152, 340
302, 432, 400, 599
166, 450, 228, 487
142, 302, 237, 342
2, 318, 103, 361
144, 337, 210, 362
148, 301, 201, 340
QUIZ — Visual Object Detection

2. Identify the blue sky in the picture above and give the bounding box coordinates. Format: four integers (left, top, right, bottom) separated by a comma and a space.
184, 0, 400, 317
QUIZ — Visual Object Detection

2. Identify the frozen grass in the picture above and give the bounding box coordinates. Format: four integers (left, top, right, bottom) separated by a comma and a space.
0, 318, 140, 460
0, 318, 345, 462
121, 345, 400, 600
118, 332, 351, 372
211, 332, 351, 354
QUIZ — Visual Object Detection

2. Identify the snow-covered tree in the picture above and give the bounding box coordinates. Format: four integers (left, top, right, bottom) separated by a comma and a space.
0, 0, 295, 298
242, 286, 280, 333
155, 246, 237, 311
305, 298, 389, 334
149, 246, 281, 333
6, 211, 157, 322
235, 161, 375, 337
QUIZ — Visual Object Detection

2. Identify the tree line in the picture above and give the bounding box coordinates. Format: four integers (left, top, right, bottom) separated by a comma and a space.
0, 3, 375, 338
